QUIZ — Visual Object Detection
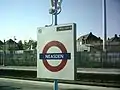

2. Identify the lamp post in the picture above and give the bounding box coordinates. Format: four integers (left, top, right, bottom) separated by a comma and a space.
102, 0, 107, 67
103, 0, 107, 52
48, 1, 63, 90
48, 0, 62, 26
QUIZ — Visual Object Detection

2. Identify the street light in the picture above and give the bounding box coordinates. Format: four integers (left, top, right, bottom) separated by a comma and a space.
48, 1, 63, 90
49, 0, 63, 25
50, 0, 62, 9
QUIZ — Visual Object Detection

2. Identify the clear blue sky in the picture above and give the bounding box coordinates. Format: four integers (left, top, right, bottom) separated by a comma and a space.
0, 0, 120, 42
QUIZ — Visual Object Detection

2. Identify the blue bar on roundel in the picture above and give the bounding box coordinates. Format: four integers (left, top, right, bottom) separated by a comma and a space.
39, 53, 71, 60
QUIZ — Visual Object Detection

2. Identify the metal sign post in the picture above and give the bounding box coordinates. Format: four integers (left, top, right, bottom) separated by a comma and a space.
54, 0, 58, 89
54, 0, 58, 25
52, 0, 59, 90
54, 79, 58, 90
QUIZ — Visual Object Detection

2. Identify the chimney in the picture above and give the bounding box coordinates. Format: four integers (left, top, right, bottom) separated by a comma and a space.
90, 32, 92, 35
115, 34, 118, 38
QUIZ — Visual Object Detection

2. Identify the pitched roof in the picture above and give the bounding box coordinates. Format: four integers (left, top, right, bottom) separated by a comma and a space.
77, 32, 102, 41
108, 34, 120, 42
0, 40, 4, 45
6, 39, 17, 44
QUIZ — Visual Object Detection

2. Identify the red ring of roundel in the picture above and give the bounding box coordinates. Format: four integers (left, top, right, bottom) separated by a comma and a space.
42, 41, 67, 72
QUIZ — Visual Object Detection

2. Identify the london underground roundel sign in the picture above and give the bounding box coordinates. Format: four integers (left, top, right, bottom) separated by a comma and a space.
37, 23, 76, 80
39, 41, 71, 72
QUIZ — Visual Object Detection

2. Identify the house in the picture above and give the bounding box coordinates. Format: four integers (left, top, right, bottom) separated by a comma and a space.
77, 32, 102, 52
5, 39, 18, 51
0, 40, 4, 50
107, 34, 120, 52
77, 32, 120, 52
108, 34, 120, 42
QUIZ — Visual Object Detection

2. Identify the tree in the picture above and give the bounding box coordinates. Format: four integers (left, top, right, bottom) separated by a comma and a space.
23, 40, 37, 50
23, 40, 29, 50
28, 40, 37, 50
28, 40, 33, 50
32, 41, 37, 49
5, 39, 16, 51
17, 40, 23, 50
